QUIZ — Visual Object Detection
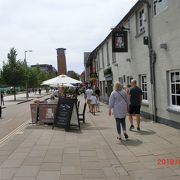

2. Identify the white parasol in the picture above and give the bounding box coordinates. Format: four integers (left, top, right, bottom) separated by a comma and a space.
41, 74, 82, 86
49, 83, 75, 88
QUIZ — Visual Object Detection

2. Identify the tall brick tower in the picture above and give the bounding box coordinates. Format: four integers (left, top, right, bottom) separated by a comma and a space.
56, 48, 67, 75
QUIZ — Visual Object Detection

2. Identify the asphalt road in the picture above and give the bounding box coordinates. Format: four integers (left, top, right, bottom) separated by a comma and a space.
0, 92, 49, 140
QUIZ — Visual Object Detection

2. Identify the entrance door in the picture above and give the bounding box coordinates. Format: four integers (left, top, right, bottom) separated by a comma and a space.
107, 80, 113, 97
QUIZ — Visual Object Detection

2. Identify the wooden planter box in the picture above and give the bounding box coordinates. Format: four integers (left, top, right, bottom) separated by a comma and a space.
39, 103, 57, 124
30, 103, 38, 124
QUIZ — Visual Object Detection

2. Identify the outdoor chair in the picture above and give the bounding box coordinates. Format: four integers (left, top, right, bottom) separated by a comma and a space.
77, 100, 80, 111
78, 103, 86, 123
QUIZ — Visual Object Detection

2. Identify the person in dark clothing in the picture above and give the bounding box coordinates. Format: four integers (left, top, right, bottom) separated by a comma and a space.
38, 88, 41, 95
76, 87, 79, 96
95, 87, 100, 97
128, 79, 142, 131
1, 92, 4, 106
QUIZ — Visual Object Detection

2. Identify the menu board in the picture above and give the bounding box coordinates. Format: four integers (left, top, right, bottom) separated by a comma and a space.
53, 98, 78, 131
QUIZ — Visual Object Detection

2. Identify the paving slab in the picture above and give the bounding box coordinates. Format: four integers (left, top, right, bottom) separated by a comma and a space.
60, 174, 83, 180
14, 165, 40, 177
0, 167, 18, 179
36, 171, 60, 180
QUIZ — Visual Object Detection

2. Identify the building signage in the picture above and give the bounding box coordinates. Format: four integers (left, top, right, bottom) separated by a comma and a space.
103, 68, 112, 76
90, 73, 98, 80
112, 30, 128, 52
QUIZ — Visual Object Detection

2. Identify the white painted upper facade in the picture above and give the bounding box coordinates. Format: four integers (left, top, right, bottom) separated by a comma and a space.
94, 0, 180, 124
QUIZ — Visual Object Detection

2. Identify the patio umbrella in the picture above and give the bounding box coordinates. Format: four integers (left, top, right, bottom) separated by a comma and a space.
41, 75, 82, 86
49, 83, 75, 88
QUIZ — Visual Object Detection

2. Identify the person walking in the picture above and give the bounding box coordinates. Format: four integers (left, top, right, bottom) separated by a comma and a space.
85, 86, 93, 112
109, 81, 129, 140
128, 79, 143, 131
1, 92, 4, 106
96, 95, 100, 112
38, 88, 41, 95
95, 87, 100, 98
90, 93, 97, 115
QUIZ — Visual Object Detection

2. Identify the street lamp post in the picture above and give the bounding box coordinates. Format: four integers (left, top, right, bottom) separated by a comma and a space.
24, 50, 32, 99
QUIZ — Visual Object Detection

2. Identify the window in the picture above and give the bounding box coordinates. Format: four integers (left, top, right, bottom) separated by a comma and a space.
140, 75, 148, 101
119, 77, 123, 84
153, 0, 168, 16
127, 76, 133, 85
169, 71, 180, 107
101, 48, 105, 68
95, 53, 99, 72
106, 42, 110, 66
137, 8, 145, 34
97, 52, 101, 69
112, 52, 116, 63
96, 58, 99, 72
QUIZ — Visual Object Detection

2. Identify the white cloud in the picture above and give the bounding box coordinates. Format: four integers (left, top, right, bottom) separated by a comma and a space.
0, 0, 138, 74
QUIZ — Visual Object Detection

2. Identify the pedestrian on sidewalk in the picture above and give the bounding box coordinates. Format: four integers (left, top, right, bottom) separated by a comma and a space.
128, 79, 142, 131
95, 87, 101, 99
96, 95, 100, 112
109, 81, 129, 140
85, 86, 93, 112
90, 93, 97, 115
1, 92, 4, 106
38, 88, 41, 95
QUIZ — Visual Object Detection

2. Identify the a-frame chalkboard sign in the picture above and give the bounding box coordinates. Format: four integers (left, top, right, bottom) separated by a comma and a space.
53, 98, 80, 131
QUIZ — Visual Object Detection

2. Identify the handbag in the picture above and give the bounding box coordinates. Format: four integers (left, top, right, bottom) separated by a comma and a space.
117, 91, 129, 110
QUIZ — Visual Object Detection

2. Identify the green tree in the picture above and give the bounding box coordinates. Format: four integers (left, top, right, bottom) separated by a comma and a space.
1, 48, 26, 100
28, 67, 56, 89
68, 71, 80, 80
28, 67, 39, 88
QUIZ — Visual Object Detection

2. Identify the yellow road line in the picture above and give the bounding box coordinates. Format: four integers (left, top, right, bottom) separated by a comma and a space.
0, 120, 30, 145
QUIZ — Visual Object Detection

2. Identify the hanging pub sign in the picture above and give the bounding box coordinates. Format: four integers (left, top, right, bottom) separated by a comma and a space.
112, 30, 128, 52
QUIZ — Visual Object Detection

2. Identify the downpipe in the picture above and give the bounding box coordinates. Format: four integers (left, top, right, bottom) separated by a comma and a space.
151, 50, 157, 122
142, 0, 157, 122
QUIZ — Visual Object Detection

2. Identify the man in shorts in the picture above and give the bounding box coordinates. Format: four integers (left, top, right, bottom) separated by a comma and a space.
128, 79, 142, 131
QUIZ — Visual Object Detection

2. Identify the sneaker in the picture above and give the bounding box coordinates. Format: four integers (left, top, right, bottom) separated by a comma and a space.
124, 133, 128, 139
137, 127, 140, 131
129, 125, 134, 130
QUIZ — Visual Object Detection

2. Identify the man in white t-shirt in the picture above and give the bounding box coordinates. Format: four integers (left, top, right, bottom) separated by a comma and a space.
85, 86, 93, 112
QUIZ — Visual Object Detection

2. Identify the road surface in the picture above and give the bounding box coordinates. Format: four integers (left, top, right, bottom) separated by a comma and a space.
0, 92, 49, 140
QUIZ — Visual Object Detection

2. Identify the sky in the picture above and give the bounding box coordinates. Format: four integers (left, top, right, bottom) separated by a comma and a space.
0, 0, 138, 74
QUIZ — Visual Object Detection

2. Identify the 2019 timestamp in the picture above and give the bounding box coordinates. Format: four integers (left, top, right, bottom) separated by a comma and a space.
157, 159, 180, 166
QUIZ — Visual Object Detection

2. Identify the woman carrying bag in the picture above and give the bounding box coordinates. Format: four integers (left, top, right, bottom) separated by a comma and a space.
109, 81, 129, 140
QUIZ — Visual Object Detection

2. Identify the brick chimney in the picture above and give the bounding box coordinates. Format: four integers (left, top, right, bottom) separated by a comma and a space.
56, 48, 67, 75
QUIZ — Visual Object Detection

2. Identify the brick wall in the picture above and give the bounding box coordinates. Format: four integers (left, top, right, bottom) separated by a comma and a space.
56, 48, 67, 75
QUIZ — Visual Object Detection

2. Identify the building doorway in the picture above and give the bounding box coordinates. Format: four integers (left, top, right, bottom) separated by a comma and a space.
107, 80, 113, 97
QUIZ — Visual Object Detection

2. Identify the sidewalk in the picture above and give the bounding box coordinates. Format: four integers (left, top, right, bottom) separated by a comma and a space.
3, 91, 49, 107
0, 95, 180, 180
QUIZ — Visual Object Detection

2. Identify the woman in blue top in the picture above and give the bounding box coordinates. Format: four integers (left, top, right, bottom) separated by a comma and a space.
109, 81, 128, 140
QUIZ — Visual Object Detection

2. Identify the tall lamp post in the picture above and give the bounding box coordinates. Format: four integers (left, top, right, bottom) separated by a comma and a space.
24, 50, 32, 99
